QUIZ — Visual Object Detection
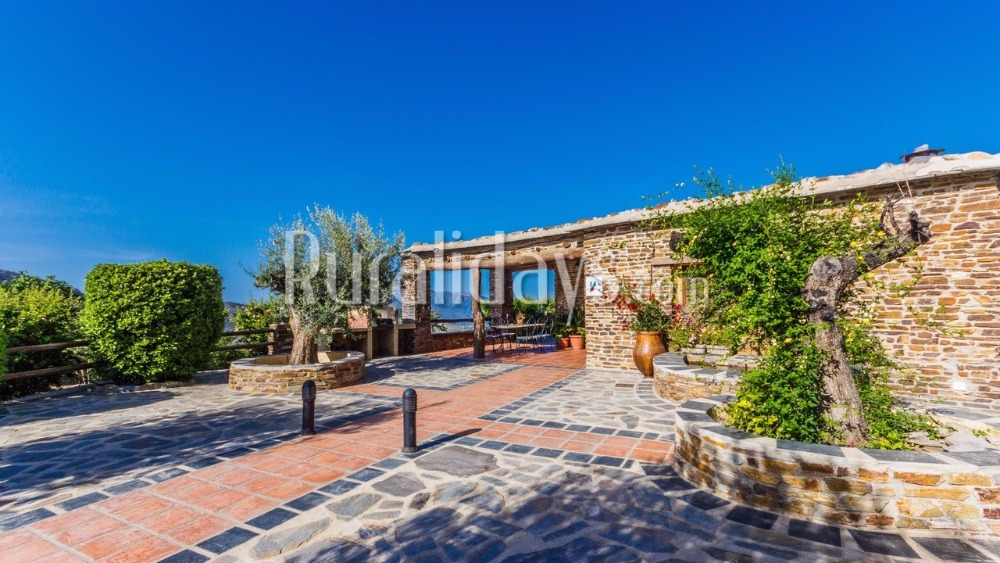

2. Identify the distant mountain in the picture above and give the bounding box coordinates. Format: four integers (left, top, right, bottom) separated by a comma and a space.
0, 269, 20, 283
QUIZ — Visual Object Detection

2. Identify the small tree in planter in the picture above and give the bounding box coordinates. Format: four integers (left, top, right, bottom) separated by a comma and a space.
653, 163, 939, 448
252, 207, 405, 365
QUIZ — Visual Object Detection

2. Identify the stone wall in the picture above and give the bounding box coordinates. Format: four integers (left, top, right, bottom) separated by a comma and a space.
675, 396, 1000, 535
582, 226, 671, 372
652, 353, 739, 402
428, 331, 475, 352
228, 351, 366, 394
854, 172, 1000, 403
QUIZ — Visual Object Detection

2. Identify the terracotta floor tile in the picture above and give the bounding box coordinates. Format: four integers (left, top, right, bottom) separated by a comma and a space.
191, 489, 252, 512
166, 515, 228, 544
218, 494, 275, 521
594, 445, 630, 457
260, 480, 315, 502
333, 456, 372, 471
0, 539, 59, 563
33, 507, 103, 535
103, 537, 179, 563
98, 493, 157, 517
77, 527, 151, 560
216, 468, 267, 487
599, 436, 637, 449
562, 440, 598, 453
629, 448, 669, 463
0, 530, 38, 552
240, 454, 297, 473
309, 451, 348, 465
529, 436, 567, 449
109, 496, 177, 523
139, 506, 204, 534
148, 475, 201, 496
51, 514, 127, 546
166, 481, 228, 504
273, 462, 320, 479
301, 467, 345, 484
569, 432, 605, 444
241, 475, 288, 494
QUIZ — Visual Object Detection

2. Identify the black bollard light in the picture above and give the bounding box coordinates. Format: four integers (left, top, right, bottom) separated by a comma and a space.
402, 388, 418, 453
301, 380, 316, 436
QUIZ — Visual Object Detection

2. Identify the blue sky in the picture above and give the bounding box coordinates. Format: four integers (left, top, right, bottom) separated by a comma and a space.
1, 1, 998, 301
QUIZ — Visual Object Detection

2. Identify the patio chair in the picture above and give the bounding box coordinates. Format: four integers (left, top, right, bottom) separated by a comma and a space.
515, 316, 544, 351
485, 319, 506, 353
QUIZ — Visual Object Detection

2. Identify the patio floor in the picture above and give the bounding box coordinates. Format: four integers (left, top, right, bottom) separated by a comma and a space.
0, 347, 997, 562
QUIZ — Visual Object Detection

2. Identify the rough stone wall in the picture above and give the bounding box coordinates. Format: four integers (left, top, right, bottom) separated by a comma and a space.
428, 331, 476, 352
675, 398, 1000, 535
854, 172, 1000, 403
402, 257, 433, 353
582, 226, 672, 372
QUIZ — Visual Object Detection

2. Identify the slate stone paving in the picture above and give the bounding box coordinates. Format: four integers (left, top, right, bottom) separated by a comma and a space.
481, 369, 675, 441
221, 438, 996, 562
364, 356, 521, 390
0, 370, 397, 521
2, 349, 999, 562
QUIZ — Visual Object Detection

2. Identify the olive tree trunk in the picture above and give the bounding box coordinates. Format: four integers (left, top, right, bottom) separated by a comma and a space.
471, 268, 486, 359
803, 200, 930, 445
288, 309, 318, 365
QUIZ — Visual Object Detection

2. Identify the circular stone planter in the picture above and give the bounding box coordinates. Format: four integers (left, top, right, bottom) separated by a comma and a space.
229, 351, 365, 394
674, 396, 1000, 536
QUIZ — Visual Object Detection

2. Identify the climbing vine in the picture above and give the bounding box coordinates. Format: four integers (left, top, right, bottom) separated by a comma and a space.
648, 162, 941, 448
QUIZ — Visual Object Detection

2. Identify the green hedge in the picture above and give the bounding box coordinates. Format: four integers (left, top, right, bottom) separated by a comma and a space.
0, 274, 83, 399
81, 260, 225, 384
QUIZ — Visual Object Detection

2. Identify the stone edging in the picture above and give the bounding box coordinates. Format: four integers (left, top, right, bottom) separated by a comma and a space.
229, 352, 366, 393
674, 395, 1000, 535
652, 353, 739, 402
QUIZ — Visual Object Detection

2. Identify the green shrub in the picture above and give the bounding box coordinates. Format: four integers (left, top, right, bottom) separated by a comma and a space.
0, 273, 83, 399
81, 260, 225, 384
208, 297, 286, 368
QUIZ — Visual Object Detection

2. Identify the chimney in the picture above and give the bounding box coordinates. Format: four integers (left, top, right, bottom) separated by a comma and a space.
901, 144, 945, 163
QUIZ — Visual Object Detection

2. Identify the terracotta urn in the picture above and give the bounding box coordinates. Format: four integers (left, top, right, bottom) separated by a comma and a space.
633, 331, 665, 378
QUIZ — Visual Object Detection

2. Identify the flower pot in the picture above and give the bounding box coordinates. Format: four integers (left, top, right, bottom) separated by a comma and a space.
633, 331, 665, 378
556, 337, 571, 349
568, 334, 585, 349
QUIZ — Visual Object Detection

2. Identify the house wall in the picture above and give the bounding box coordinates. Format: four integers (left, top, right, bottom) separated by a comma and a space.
405, 167, 1000, 403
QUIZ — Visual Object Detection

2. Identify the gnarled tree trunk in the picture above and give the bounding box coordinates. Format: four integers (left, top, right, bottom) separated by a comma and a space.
288, 309, 318, 365
803, 200, 930, 445
471, 268, 486, 359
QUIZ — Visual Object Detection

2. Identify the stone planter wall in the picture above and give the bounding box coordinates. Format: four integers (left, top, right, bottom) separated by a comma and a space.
229, 351, 366, 394
674, 396, 1000, 535
652, 352, 739, 402
429, 331, 475, 352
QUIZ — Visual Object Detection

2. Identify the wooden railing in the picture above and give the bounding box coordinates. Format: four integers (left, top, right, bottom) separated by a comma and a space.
3, 328, 278, 382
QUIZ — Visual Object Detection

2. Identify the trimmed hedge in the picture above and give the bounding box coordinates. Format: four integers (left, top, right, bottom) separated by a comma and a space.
81, 260, 225, 384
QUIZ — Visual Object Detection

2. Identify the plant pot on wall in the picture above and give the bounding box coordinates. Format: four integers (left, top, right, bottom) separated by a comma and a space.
568, 334, 585, 349
633, 331, 666, 378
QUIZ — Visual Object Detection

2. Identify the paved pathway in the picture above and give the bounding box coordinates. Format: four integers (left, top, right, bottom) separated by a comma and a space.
0, 347, 997, 561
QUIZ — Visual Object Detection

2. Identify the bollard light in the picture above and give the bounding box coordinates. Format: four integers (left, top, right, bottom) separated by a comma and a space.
301, 380, 317, 436
402, 388, 418, 453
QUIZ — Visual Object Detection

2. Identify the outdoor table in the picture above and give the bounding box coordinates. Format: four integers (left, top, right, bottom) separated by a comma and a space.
490, 323, 545, 352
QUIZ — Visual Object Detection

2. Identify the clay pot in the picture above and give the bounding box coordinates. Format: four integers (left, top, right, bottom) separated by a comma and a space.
568, 334, 585, 349
556, 337, 571, 349
633, 331, 666, 378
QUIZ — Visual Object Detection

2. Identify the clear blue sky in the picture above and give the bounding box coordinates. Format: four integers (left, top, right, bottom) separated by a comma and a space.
2, 1, 997, 301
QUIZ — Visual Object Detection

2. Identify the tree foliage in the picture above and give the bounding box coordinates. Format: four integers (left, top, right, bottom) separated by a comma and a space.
81, 261, 225, 384
0, 273, 83, 398
252, 207, 405, 363
652, 163, 934, 447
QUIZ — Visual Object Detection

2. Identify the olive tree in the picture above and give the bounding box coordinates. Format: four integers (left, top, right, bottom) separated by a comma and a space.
252, 206, 405, 364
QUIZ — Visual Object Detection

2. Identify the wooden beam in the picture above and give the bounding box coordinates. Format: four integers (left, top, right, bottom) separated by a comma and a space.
424, 247, 585, 270
6, 340, 89, 355
3, 362, 97, 381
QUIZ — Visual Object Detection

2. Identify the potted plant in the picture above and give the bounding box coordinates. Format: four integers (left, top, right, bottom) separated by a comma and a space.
515, 310, 525, 325
568, 327, 586, 350
554, 320, 571, 349
613, 282, 675, 377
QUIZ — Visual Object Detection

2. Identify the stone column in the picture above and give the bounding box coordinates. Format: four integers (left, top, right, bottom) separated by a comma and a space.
554, 256, 585, 323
